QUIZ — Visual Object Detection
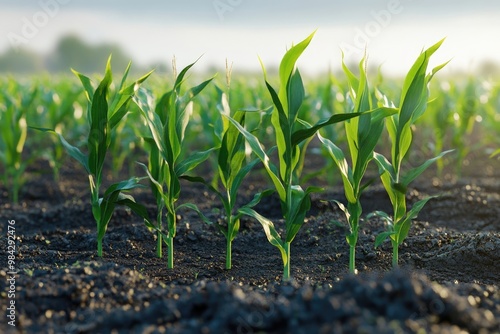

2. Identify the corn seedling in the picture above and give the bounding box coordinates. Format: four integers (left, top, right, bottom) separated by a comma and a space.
228, 31, 362, 280
424, 81, 455, 177
451, 78, 481, 177
0, 80, 37, 204
368, 39, 453, 267
318, 56, 397, 273
133, 60, 214, 268
35, 81, 83, 182
185, 80, 273, 269
32, 56, 154, 257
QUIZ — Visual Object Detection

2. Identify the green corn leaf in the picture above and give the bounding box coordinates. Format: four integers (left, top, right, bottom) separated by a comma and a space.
71, 69, 94, 103
332, 200, 351, 225
109, 68, 154, 130
177, 77, 215, 144
239, 189, 275, 212
29, 127, 90, 174
87, 57, 112, 180
367, 210, 394, 226
117, 61, 132, 91
218, 109, 246, 189
107, 61, 131, 126
400, 39, 445, 126
374, 231, 396, 248
223, 114, 286, 201
97, 198, 117, 241
371, 107, 399, 123
372, 152, 399, 205
397, 125, 413, 167
278, 30, 316, 110
427, 59, 451, 83
138, 162, 167, 201
372, 153, 407, 219
353, 108, 397, 185
385, 115, 398, 164
359, 177, 376, 194
285, 185, 322, 243
227, 216, 240, 241
291, 112, 364, 147
97, 188, 128, 241
287, 69, 305, 127
182, 77, 215, 106
346, 233, 357, 247
229, 157, 262, 206
395, 195, 437, 244
173, 58, 201, 89
174, 147, 217, 176
341, 52, 360, 94
372, 152, 396, 179
102, 176, 147, 197
115, 194, 152, 224
133, 88, 169, 162
395, 39, 445, 167
317, 133, 356, 203
346, 57, 371, 168
178, 203, 213, 225
238, 207, 287, 266
266, 79, 292, 181
154, 90, 173, 125
97, 188, 147, 242
401, 149, 454, 187
144, 137, 164, 204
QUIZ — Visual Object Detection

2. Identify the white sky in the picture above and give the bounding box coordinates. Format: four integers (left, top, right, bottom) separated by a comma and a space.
1, 0, 499, 76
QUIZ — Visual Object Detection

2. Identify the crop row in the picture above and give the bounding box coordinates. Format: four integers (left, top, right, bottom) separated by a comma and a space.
1, 32, 498, 280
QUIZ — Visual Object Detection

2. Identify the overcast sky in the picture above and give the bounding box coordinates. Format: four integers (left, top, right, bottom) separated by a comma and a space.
1, 0, 499, 75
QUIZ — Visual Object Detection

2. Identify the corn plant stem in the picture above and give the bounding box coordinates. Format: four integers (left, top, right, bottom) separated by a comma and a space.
89, 175, 102, 257
392, 242, 399, 268
167, 236, 174, 269
157, 231, 163, 258
156, 210, 163, 258
347, 203, 361, 274
349, 244, 356, 273
283, 241, 291, 281
226, 239, 232, 270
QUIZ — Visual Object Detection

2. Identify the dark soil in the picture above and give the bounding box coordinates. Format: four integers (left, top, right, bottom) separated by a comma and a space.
1, 154, 499, 333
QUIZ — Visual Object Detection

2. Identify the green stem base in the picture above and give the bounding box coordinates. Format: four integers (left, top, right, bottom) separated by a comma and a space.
392, 242, 399, 268
157, 232, 163, 258
283, 242, 291, 281
226, 239, 232, 270
167, 236, 174, 269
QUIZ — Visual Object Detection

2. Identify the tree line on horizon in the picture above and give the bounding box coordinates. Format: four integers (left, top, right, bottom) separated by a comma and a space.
0, 35, 167, 75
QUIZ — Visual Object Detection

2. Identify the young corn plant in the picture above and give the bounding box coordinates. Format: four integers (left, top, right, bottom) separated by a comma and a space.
184, 79, 273, 269
32, 56, 154, 257
227, 31, 362, 280
0, 81, 37, 204
368, 39, 453, 267
451, 78, 481, 177
133, 60, 215, 269
318, 56, 397, 274
34, 81, 83, 182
